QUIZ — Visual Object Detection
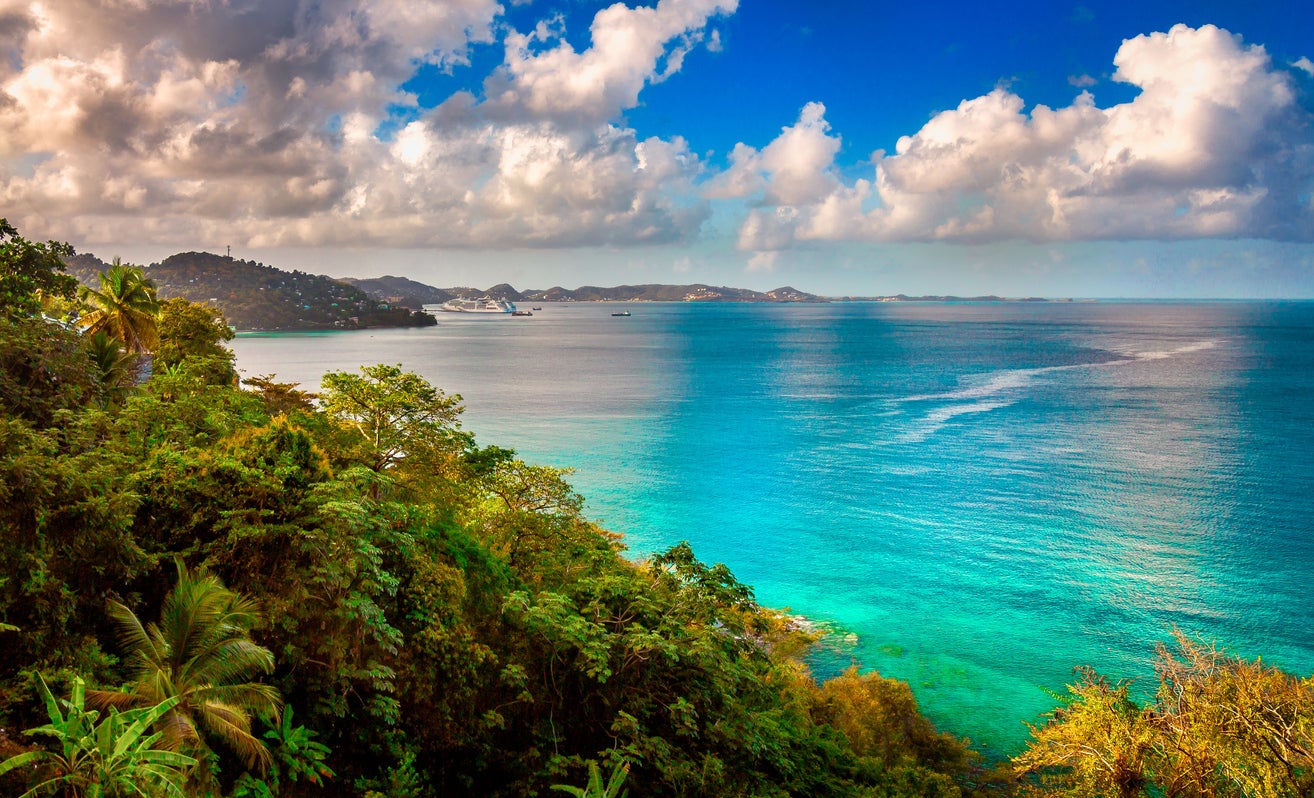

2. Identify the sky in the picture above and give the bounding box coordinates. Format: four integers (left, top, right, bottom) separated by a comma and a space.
2, 0, 1313, 297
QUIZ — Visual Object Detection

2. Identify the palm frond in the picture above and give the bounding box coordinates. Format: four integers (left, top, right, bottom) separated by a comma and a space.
196, 640, 276, 686
134, 764, 192, 798
196, 683, 282, 717
156, 707, 200, 751
108, 599, 161, 668
86, 687, 141, 712
198, 701, 273, 770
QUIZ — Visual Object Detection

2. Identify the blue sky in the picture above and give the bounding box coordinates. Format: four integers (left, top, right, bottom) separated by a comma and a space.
572, 0, 1308, 164
2, 0, 1312, 296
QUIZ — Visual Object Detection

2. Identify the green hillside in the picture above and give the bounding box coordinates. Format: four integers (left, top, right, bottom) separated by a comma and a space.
66, 251, 435, 331
340, 275, 455, 309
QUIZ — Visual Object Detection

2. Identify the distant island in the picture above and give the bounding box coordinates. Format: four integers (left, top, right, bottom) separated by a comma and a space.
341, 277, 825, 306
66, 250, 1066, 331
346, 276, 1068, 308
834, 294, 1067, 303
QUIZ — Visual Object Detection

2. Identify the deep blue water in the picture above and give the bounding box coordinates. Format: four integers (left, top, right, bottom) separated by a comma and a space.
231, 301, 1314, 757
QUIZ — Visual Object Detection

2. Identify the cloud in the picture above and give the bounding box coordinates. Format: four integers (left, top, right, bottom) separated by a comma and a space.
0, 0, 720, 249
705, 101, 841, 205
484, 0, 736, 123
734, 24, 1314, 249
746, 250, 777, 272
4, 10, 1309, 260
1294, 56, 1314, 76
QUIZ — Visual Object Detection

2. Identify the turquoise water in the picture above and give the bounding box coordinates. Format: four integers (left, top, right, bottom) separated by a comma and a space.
231, 301, 1314, 757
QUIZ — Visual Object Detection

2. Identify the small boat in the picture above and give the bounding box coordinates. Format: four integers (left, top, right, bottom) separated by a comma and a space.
611, 311, 631, 317
531, 307, 543, 311
511, 310, 533, 316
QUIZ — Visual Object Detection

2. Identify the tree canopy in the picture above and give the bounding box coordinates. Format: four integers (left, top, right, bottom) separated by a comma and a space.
0, 218, 77, 320
0, 324, 985, 795
319, 363, 465, 473
156, 298, 235, 367
1013, 631, 1314, 797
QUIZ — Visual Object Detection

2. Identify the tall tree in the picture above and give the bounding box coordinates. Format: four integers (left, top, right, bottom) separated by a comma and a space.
154, 297, 236, 384
320, 364, 464, 473
78, 260, 160, 354
0, 219, 77, 320
91, 562, 282, 773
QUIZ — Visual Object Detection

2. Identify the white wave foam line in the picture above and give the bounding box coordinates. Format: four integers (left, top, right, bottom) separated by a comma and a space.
1125, 339, 1219, 361
894, 400, 1014, 444
885, 338, 1219, 443
899, 339, 1219, 404
900, 363, 1083, 404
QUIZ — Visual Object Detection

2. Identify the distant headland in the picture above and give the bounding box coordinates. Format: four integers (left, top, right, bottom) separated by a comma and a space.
65, 251, 437, 332
66, 250, 1066, 332
340, 275, 824, 307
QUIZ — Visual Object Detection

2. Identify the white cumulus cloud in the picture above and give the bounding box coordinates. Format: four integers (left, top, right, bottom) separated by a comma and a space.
734, 24, 1314, 250
3, 10, 1309, 260
0, 0, 720, 250
485, 0, 736, 123
705, 101, 841, 206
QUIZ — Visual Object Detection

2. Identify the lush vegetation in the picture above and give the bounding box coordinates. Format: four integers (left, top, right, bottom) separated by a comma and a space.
2, 220, 1311, 797
1012, 634, 1314, 796
64, 251, 435, 332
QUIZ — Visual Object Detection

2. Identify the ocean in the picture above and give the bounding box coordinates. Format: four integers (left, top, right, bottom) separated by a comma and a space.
230, 300, 1314, 757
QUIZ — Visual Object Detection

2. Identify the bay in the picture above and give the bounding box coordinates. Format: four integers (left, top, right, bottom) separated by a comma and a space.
230, 300, 1314, 757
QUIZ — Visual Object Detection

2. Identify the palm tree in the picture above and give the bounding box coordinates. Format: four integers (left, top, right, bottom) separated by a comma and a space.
78, 259, 160, 354
85, 331, 137, 408
91, 562, 282, 773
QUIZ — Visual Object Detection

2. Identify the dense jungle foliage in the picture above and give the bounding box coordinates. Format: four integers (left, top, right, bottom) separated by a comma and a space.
2, 221, 1311, 797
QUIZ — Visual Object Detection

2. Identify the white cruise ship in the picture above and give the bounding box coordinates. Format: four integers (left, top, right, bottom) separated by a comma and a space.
438, 297, 516, 313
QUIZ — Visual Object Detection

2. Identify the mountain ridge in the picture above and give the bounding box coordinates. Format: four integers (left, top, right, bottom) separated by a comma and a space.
64, 250, 1062, 332
341, 278, 1065, 306
342, 278, 826, 306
